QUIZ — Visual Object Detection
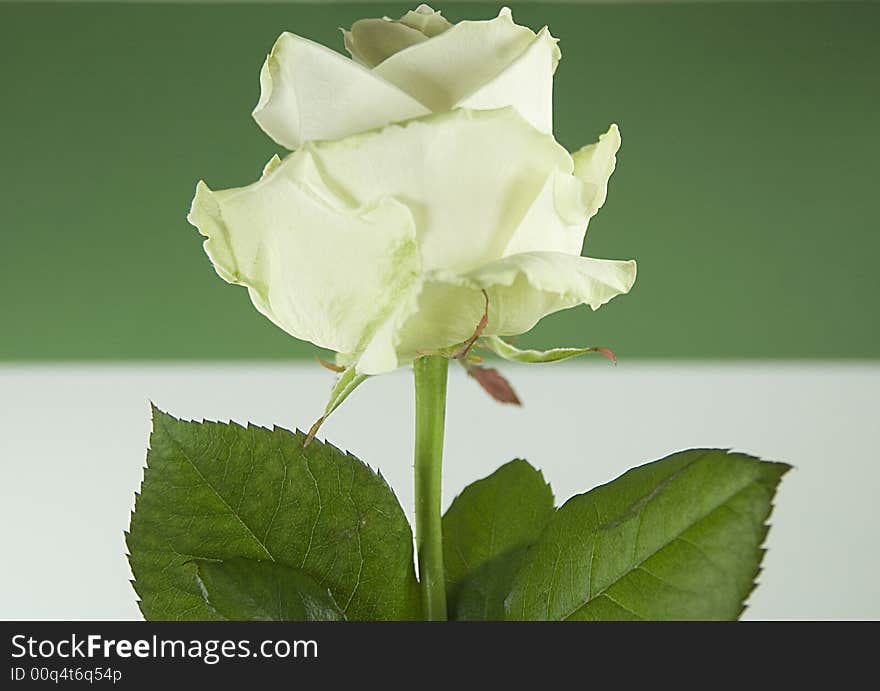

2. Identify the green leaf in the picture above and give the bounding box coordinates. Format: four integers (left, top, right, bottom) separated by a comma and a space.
193, 557, 345, 621
481, 335, 616, 364
505, 449, 790, 621
127, 406, 420, 621
442, 459, 555, 620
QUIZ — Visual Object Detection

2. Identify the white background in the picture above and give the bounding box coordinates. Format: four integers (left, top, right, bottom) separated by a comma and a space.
1, 362, 877, 620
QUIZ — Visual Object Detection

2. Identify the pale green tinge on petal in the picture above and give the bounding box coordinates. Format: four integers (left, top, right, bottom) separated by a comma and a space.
187, 150, 421, 356
572, 123, 622, 220
252, 32, 429, 150
481, 335, 609, 364
372, 8, 539, 111
455, 26, 559, 134
304, 107, 572, 275
356, 252, 636, 373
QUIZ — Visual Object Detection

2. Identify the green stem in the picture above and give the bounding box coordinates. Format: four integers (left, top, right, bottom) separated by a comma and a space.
413, 355, 449, 621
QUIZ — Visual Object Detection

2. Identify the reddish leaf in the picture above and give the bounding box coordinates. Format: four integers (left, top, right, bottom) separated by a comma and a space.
590, 347, 618, 365
467, 366, 521, 406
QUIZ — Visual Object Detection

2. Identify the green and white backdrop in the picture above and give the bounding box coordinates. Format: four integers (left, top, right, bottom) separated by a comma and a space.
1, 0, 877, 619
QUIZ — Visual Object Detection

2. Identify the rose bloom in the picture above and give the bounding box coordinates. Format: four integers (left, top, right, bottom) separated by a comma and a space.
189, 5, 636, 375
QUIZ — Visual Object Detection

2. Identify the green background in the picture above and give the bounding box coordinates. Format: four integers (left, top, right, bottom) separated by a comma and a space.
1, 2, 877, 360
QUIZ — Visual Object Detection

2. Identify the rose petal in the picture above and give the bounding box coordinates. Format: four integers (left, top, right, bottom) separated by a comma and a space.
398, 5, 453, 37
572, 123, 622, 221
252, 32, 429, 149
187, 151, 420, 356
455, 27, 560, 134
502, 170, 585, 257
504, 124, 622, 257
343, 19, 429, 68
372, 7, 537, 111
305, 107, 571, 274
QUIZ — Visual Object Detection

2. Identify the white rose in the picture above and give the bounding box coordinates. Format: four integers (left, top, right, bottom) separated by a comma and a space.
188, 5, 637, 376
253, 5, 559, 147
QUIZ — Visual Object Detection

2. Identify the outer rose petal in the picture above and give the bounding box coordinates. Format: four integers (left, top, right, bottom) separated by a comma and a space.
455, 26, 560, 134
354, 252, 636, 374
502, 170, 588, 257
503, 124, 622, 257
572, 123, 622, 219
373, 8, 538, 111
304, 107, 572, 274
187, 152, 420, 355
252, 32, 429, 150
